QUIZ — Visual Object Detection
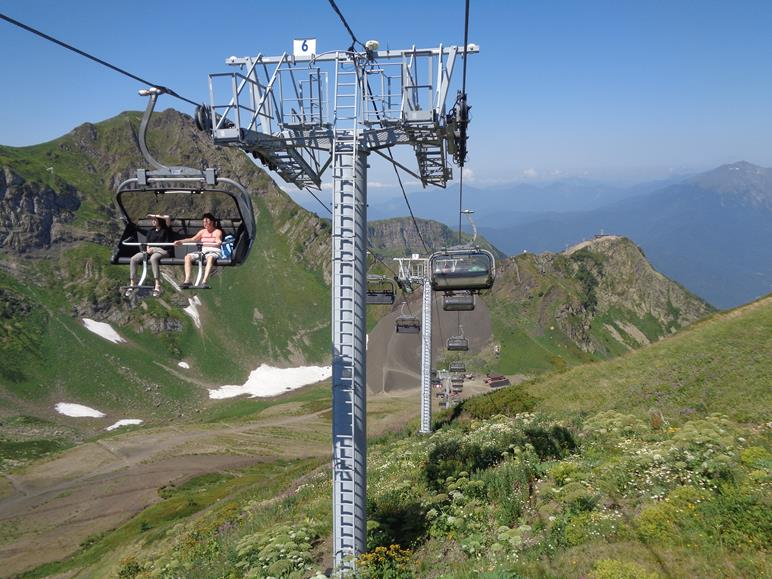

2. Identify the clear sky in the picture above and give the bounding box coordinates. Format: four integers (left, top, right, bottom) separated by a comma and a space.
2, 0, 772, 198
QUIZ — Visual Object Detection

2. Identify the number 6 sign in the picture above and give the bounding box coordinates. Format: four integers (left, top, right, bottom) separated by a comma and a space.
293, 38, 317, 57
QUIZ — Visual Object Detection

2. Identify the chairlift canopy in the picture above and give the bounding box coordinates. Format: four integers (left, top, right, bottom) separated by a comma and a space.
395, 315, 421, 334
367, 275, 397, 305
430, 247, 495, 292
111, 170, 256, 268
447, 335, 469, 351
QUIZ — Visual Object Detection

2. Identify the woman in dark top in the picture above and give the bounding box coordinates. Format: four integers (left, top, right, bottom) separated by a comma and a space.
126, 214, 173, 297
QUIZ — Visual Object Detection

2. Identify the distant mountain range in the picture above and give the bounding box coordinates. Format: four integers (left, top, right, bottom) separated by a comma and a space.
366, 176, 688, 225
369, 162, 772, 309
478, 162, 772, 309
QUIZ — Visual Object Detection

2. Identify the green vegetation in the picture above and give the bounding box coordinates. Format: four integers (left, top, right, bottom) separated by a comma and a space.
44, 296, 767, 578
22, 458, 323, 579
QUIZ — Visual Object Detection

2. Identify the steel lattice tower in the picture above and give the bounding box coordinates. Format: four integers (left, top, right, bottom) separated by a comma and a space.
205, 42, 476, 572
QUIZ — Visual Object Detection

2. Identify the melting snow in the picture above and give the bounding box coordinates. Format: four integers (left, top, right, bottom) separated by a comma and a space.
178, 361, 190, 369
55, 402, 105, 418
105, 419, 143, 431
82, 319, 126, 344
183, 297, 202, 329
208, 364, 332, 399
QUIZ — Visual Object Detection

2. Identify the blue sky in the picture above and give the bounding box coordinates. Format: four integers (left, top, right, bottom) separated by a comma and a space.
2, 0, 772, 200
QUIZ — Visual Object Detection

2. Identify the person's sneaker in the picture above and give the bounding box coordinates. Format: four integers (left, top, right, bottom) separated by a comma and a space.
181, 282, 191, 289
152, 288, 162, 297
124, 287, 135, 297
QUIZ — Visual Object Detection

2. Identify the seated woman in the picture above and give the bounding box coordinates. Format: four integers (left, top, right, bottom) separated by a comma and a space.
175, 212, 222, 289
126, 213, 173, 297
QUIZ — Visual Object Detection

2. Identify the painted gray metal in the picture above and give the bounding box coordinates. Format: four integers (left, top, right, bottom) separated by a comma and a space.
205, 42, 476, 575
330, 56, 368, 573
420, 276, 432, 434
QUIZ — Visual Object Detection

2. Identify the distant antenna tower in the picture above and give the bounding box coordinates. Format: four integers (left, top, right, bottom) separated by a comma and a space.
205, 39, 477, 572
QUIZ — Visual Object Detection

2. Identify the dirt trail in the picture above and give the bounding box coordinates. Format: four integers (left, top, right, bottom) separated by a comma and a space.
0, 390, 420, 576
0, 410, 332, 575
0, 293, 497, 575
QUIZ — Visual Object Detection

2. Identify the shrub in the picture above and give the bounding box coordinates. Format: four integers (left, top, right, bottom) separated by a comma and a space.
234, 519, 322, 577
367, 489, 428, 548
592, 558, 659, 579
357, 544, 413, 578
524, 425, 576, 459
479, 456, 539, 525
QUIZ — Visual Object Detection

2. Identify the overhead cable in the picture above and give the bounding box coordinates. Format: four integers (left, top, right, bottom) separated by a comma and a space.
0, 12, 199, 107
457, 0, 471, 244
326, 0, 363, 50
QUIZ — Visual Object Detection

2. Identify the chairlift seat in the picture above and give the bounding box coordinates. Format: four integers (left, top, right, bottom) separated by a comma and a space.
367, 275, 396, 305
449, 362, 466, 373
430, 248, 495, 292
111, 176, 255, 270
443, 291, 476, 311
447, 336, 469, 351
395, 315, 421, 334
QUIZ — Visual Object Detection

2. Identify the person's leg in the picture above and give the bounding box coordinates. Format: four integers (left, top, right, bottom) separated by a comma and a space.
183, 253, 193, 284
129, 252, 144, 286
202, 254, 216, 285
149, 252, 164, 288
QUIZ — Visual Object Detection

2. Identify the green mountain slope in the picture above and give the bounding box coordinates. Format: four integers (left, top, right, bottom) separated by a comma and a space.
53, 289, 770, 579
484, 235, 713, 375
0, 110, 331, 432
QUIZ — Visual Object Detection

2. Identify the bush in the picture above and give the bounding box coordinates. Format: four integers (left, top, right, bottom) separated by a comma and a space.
367, 490, 428, 548
357, 544, 413, 578
592, 558, 659, 579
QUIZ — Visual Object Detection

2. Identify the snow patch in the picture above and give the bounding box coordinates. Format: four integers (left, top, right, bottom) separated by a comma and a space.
178, 361, 190, 369
183, 297, 202, 329
82, 319, 126, 344
55, 402, 105, 418
105, 419, 143, 431
208, 364, 332, 399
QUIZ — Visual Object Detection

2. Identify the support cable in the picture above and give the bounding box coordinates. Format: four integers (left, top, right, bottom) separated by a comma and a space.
457, 0, 471, 244
326, 0, 363, 51
323, 0, 432, 255
307, 186, 397, 278
0, 12, 199, 107
364, 77, 432, 254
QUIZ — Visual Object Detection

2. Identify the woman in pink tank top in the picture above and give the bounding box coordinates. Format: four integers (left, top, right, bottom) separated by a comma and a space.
175, 212, 223, 288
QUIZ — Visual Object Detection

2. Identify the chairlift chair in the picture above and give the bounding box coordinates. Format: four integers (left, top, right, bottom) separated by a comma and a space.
447, 335, 469, 351
449, 361, 466, 373
110, 87, 256, 289
443, 291, 476, 311
367, 275, 397, 305
395, 315, 421, 334
430, 247, 495, 292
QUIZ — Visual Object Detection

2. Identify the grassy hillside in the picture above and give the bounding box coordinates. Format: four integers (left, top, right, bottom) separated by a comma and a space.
482, 236, 713, 376
0, 110, 332, 438
31, 294, 769, 578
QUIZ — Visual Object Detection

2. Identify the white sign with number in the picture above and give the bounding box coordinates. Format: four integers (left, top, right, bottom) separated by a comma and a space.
293, 38, 317, 57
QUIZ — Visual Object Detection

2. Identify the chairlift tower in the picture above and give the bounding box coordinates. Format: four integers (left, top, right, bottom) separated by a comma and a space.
205, 40, 477, 572
395, 256, 433, 435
